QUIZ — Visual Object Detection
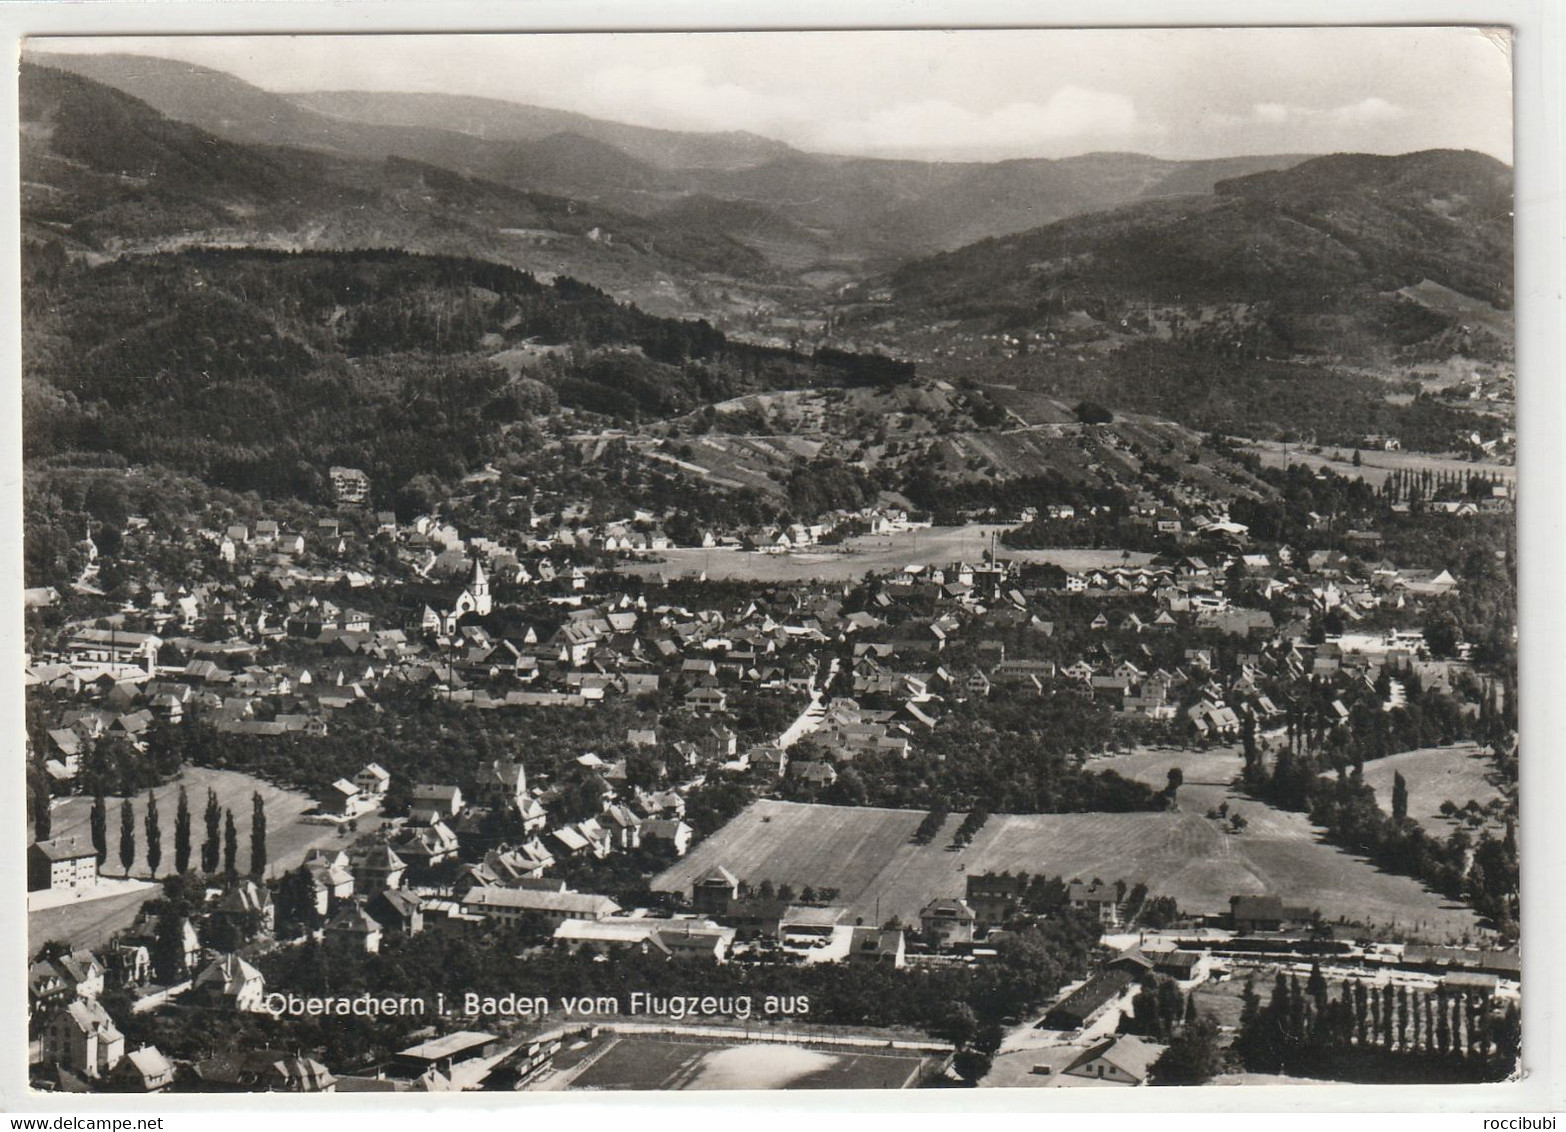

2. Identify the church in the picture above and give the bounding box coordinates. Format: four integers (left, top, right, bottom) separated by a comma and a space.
406, 558, 492, 636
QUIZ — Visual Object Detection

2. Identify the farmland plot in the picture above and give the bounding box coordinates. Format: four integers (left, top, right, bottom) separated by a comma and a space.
655, 794, 1481, 942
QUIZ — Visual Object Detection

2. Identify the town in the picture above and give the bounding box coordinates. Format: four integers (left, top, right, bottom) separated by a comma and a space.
18, 33, 1520, 1097
26, 445, 1519, 1091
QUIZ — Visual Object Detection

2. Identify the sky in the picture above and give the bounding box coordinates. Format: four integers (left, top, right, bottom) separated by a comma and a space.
28, 28, 1514, 163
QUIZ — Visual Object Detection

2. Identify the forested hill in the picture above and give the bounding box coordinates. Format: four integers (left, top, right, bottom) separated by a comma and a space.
30, 52, 1312, 271
20, 63, 778, 314
859, 149, 1513, 361
22, 247, 908, 505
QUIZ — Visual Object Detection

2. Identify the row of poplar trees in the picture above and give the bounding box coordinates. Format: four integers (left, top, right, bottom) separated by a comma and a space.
1236, 964, 1521, 1080
87, 787, 267, 879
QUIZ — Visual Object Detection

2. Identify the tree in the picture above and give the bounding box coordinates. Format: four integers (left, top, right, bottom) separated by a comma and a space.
250, 792, 268, 877
1241, 711, 1259, 774
952, 1049, 993, 1085
144, 789, 162, 877
1156, 979, 1185, 1040
174, 786, 191, 873
90, 793, 108, 866
29, 770, 51, 841
152, 911, 188, 984
1392, 771, 1410, 824
223, 809, 239, 876
1422, 608, 1463, 660
1150, 1014, 1223, 1085
1240, 977, 1261, 1030
201, 788, 221, 874
1074, 401, 1114, 425
277, 866, 324, 935
118, 797, 136, 877
938, 1002, 979, 1049
1307, 962, 1329, 1014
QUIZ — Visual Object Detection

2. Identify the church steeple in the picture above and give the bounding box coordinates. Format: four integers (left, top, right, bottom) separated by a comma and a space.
470, 556, 492, 616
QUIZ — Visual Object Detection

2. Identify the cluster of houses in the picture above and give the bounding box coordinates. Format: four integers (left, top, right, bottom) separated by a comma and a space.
29, 463, 1472, 773
29, 492, 1472, 809
27, 905, 320, 1093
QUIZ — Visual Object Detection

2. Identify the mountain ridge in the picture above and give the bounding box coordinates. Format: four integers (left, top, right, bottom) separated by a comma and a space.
29, 50, 1326, 266
856, 148, 1512, 362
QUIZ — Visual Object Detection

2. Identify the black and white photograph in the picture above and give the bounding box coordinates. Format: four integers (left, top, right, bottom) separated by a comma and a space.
16, 24, 1532, 1097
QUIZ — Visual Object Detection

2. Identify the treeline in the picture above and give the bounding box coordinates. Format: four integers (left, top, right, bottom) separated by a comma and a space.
844, 694, 1164, 815
1233, 966, 1519, 1083
900, 462, 1123, 525
1245, 739, 1519, 937
149, 698, 710, 814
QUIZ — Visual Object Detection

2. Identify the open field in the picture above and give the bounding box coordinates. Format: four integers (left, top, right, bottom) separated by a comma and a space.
46, 765, 347, 882
1396, 280, 1514, 342
1345, 743, 1508, 837
1239, 438, 1513, 490
567, 1037, 928, 1090
655, 789, 1481, 943
26, 885, 162, 957
619, 525, 1151, 583
976, 385, 1079, 426
940, 432, 1101, 486
1189, 974, 1253, 1031
31, 765, 353, 953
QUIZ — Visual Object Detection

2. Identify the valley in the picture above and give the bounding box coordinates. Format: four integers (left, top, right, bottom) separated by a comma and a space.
18, 38, 1520, 1097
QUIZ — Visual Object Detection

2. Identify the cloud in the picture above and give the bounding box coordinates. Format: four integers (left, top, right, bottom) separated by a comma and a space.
808, 85, 1139, 155
577, 64, 808, 133
572, 71, 1140, 157
1330, 96, 1408, 124
1224, 96, 1409, 127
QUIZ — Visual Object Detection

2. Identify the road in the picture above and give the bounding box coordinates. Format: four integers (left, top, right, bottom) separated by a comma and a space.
777, 658, 838, 750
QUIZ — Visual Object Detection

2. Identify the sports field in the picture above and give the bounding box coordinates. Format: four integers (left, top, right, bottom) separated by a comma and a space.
655, 791, 1482, 942
567, 1037, 928, 1090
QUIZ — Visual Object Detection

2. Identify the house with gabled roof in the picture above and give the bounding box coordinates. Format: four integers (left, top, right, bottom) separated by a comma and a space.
325, 900, 384, 954
353, 762, 391, 798
45, 998, 124, 1080
369, 888, 425, 937
393, 820, 460, 872
350, 844, 407, 894
1063, 1034, 1159, 1085
191, 954, 267, 1012
691, 866, 740, 914
642, 818, 694, 857
194, 1049, 336, 1093
113, 1045, 174, 1092
919, 897, 976, 948
409, 784, 463, 823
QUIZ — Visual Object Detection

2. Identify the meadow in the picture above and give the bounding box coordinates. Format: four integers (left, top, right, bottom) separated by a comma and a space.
619, 524, 1150, 583
1343, 743, 1507, 837
655, 786, 1482, 942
